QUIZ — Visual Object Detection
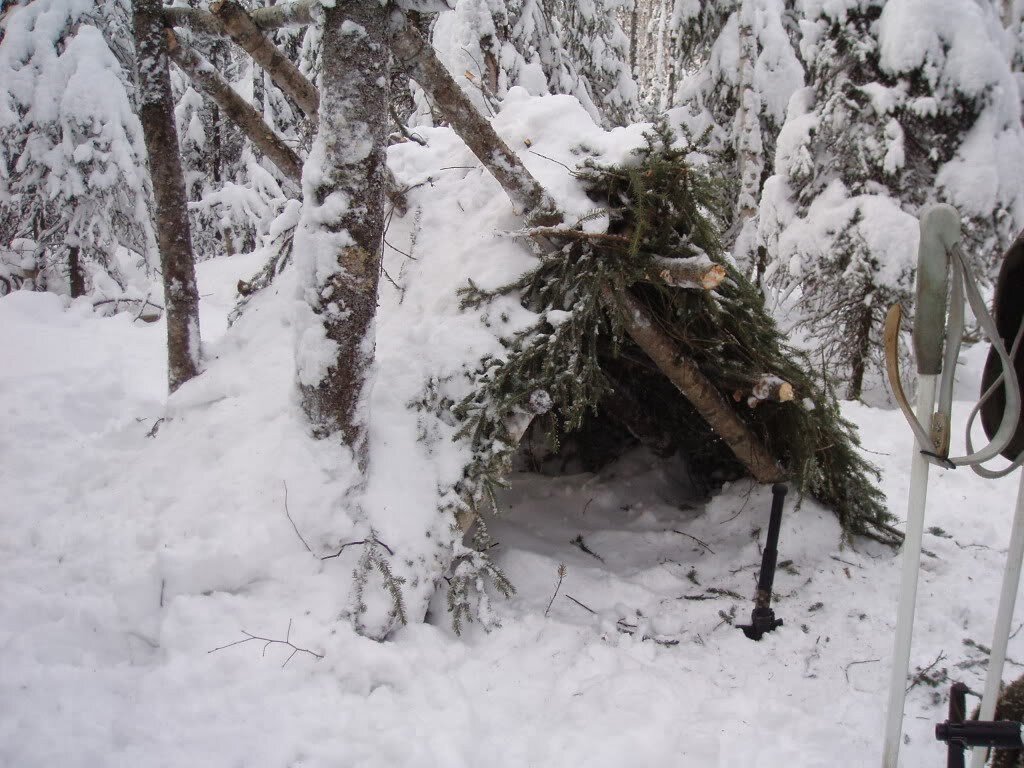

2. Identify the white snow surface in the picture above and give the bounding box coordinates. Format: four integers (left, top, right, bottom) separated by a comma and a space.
3, 93, 1024, 766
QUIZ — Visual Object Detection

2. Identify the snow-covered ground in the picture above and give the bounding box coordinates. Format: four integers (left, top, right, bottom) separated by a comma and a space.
2, 244, 1023, 767
3, 92, 1023, 768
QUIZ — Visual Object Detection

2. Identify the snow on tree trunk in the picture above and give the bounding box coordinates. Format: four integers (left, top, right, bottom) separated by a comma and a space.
732, 0, 763, 275
133, 0, 202, 393
294, 1, 388, 457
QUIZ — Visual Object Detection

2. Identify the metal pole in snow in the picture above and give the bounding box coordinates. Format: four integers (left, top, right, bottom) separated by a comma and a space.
882, 374, 938, 768
969, 470, 1024, 768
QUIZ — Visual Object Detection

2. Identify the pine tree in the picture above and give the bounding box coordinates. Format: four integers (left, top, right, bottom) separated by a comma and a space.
673, 0, 803, 276
432, 0, 636, 127
0, 0, 154, 296
548, 0, 640, 126
759, 0, 1024, 399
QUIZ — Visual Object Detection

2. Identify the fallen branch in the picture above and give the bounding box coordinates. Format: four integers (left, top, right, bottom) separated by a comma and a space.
208, 619, 324, 667
389, 18, 560, 223
605, 288, 785, 484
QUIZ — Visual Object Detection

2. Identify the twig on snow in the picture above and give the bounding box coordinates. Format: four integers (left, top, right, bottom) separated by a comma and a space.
570, 534, 604, 562
844, 658, 880, 684
564, 594, 597, 615
208, 619, 324, 667
545, 564, 567, 617
282, 480, 312, 553
672, 529, 715, 554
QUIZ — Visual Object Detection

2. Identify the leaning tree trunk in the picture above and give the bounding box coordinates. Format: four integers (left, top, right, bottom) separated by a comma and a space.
295, 1, 389, 459
134, 0, 202, 393
390, 14, 785, 491
167, 31, 303, 186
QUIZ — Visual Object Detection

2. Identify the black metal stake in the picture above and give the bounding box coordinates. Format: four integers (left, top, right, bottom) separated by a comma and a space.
936, 682, 1024, 768
739, 483, 787, 641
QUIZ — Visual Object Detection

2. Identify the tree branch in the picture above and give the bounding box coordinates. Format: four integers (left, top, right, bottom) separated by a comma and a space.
167, 31, 303, 185
389, 17, 560, 224
605, 288, 785, 483
163, 0, 314, 35
209, 0, 319, 120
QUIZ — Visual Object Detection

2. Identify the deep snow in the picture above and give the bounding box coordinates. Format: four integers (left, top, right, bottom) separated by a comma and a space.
3, 90, 1024, 768
2, 243, 1024, 767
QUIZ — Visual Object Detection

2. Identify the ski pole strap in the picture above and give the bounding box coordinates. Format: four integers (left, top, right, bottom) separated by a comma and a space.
884, 206, 1024, 472
885, 304, 939, 453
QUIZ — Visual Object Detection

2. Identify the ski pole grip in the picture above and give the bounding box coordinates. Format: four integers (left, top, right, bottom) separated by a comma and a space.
915, 205, 960, 375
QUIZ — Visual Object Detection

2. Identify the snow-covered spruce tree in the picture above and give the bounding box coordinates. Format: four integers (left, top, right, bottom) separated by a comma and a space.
134, 0, 202, 392
432, 0, 635, 127
0, 0, 153, 296
759, 0, 1024, 400
673, 0, 803, 276
547, 0, 640, 126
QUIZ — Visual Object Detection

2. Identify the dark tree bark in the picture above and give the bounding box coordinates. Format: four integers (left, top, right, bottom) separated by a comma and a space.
167, 31, 303, 185
68, 245, 85, 298
133, 0, 202, 393
209, 0, 319, 120
295, 2, 389, 457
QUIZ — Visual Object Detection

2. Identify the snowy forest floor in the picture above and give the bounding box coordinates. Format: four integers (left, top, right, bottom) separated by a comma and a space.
2, 250, 1024, 768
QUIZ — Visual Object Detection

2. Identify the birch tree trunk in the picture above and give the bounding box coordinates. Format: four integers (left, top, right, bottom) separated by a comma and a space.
294, 1, 388, 460
733, 0, 764, 279
134, 0, 202, 393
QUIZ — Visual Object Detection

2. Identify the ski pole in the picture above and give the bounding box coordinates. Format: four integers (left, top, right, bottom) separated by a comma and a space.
937, 682, 1024, 768
970, 472, 1024, 768
882, 204, 961, 768
739, 483, 787, 641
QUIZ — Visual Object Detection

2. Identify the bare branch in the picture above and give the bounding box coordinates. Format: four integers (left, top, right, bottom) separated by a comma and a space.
167, 32, 303, 185
208, 619, 324, 666
209, 0, 319, 120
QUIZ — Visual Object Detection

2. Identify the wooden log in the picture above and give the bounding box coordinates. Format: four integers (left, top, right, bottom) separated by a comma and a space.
604, 288, 785, 483
389, 18, 561, 224
209, 0, 319, 120
734, 375, 796, 408
646, 255, 726, 290
163, 1, 314, 35
167, 31, 303, 186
